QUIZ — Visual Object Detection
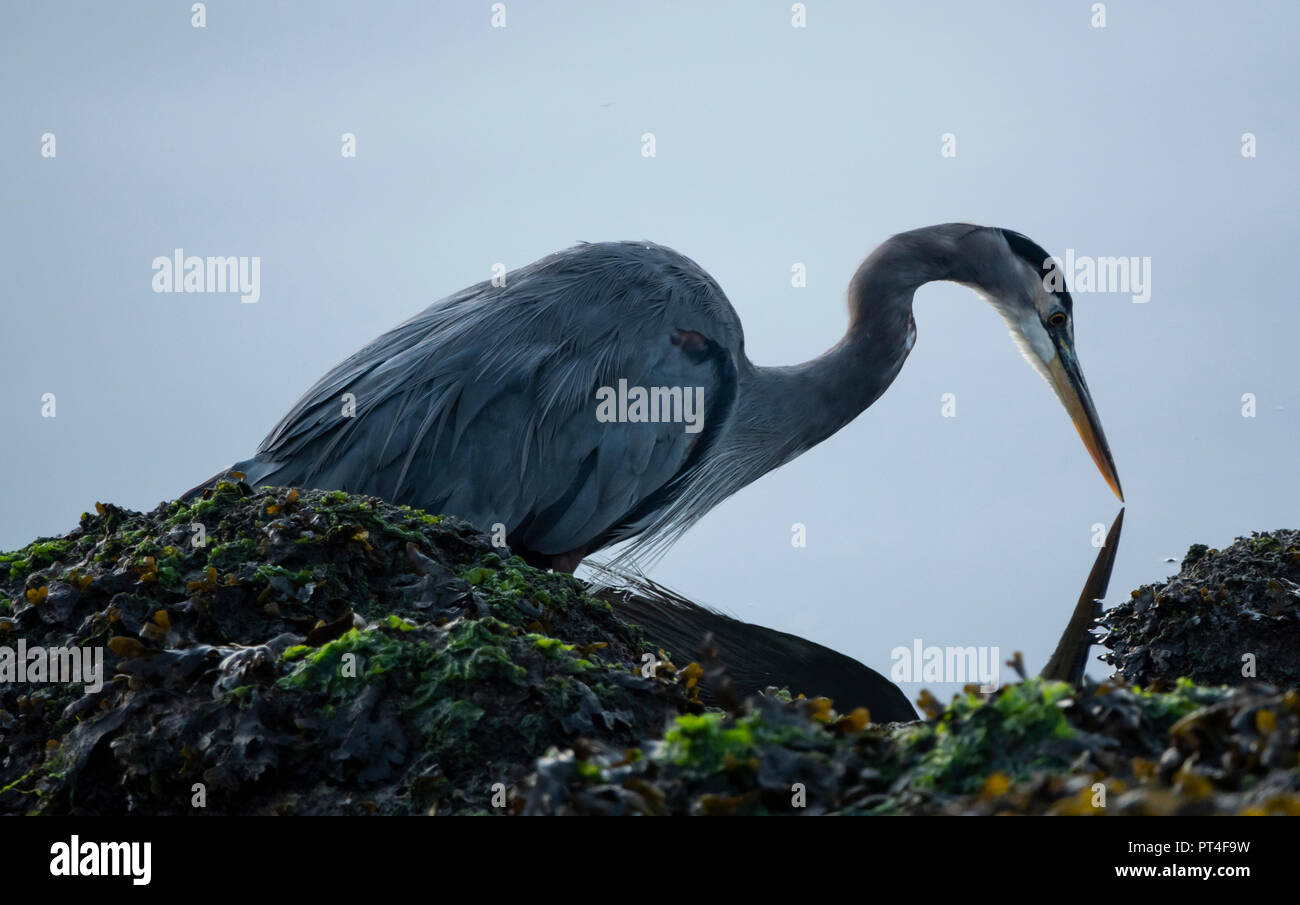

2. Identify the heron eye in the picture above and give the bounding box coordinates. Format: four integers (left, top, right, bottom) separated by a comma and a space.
1048, 311, 1068, 328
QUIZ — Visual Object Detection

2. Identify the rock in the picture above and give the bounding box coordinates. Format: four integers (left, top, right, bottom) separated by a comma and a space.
1100, 531, 1300, 688
1, 482, 1297, 815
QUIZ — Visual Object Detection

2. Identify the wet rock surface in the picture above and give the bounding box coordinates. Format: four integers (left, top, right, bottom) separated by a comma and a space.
1100, 531, 1300, 689
1, 485, 1297, 815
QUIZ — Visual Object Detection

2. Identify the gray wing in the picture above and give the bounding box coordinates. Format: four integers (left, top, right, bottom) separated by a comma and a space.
234, 241, 742, 557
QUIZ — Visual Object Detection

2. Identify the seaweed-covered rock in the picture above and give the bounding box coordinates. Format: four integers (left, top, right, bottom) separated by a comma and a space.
1100, 531, 1300, 689
525, 678, 1300, 815
0, 482, 684, 815
2, 486, 1298, 815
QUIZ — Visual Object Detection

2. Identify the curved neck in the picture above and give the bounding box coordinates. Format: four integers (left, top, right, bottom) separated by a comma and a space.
731, 226, 969, 473
618, 226, 983, 561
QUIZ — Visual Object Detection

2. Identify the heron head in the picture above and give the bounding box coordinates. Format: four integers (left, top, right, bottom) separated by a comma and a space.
957, 226, 1124, 501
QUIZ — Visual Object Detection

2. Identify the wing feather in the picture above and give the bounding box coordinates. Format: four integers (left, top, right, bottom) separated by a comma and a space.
236, 242, 742, 558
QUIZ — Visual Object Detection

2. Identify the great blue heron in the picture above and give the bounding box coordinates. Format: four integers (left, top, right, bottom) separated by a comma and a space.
190, 223, 1122, 571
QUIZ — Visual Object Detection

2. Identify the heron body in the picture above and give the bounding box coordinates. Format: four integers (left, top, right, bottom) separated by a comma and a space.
200, 223, 1121, 571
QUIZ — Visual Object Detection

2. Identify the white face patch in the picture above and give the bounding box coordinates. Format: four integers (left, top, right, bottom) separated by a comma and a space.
974, 285, 1058, 394
959, 247, 1069, 399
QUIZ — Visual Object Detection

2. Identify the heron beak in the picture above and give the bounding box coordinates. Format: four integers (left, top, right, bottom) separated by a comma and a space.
1046, 341, 1124, 501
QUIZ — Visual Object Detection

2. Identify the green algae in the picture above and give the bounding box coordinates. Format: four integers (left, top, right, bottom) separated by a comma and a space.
3, 482, 1298, 816
0, 538, 73, 582
901, 679, 1077, 795
657, 711, 757, 774
1126, 677, 1235, 725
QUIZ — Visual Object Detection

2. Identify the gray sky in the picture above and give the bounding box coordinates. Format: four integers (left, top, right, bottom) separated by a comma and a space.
3, 1, 1297, 701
